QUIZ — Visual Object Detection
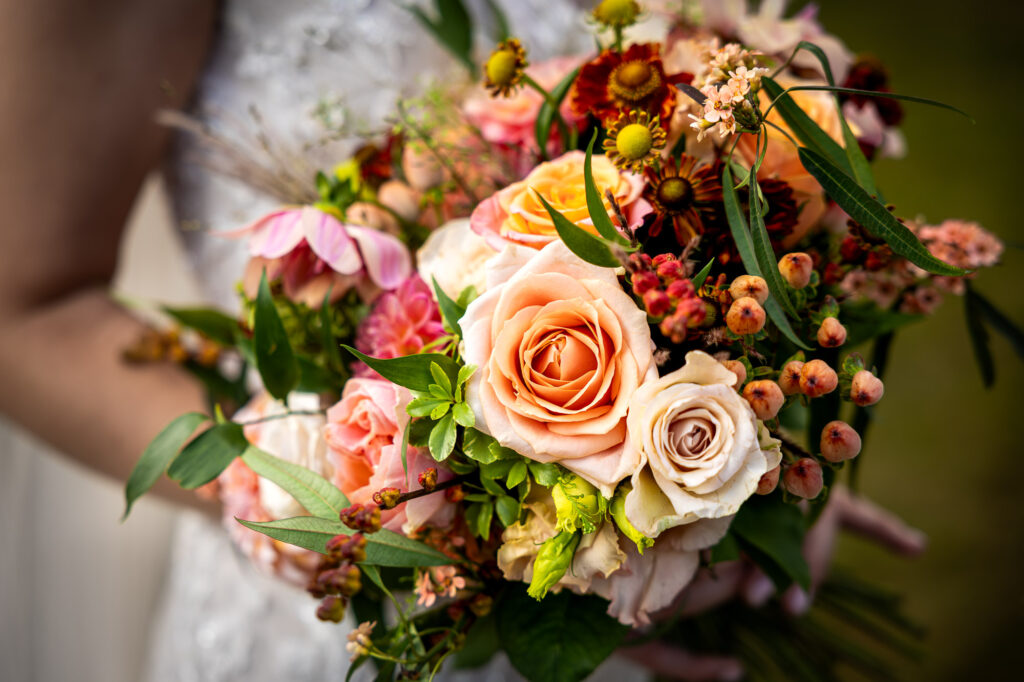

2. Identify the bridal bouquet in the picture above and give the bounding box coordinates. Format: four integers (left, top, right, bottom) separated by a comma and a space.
124, 1, 1018, 680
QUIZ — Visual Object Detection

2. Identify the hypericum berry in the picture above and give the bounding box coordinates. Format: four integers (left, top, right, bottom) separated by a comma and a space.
820, 420, 862, 462
326, 533, 368, 564
316, 595, 347, 623
799, 359, 838, 398
656, 258, 686, 281
418, 467, 438, 491
726, 297, 766, 335
631, 270, 660, 295
721, 359, 747, 387
665, 278, 695, 301
757, 464, 781, 495
728, 275, 769, 305
643, 289, 672, 317
340, 503, 383, 533
778, 252, 814, 289
784, 458, 824, 499
742, 380, 785, 420
817, 317, 847, 348
778, 360, 805, 395
850, 370, 885, 406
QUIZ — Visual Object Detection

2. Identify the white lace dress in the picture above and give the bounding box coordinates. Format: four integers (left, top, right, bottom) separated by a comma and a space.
144, 1, 645, 680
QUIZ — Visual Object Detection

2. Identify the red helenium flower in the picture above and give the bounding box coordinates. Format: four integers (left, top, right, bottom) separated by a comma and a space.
571, 43, 682, 125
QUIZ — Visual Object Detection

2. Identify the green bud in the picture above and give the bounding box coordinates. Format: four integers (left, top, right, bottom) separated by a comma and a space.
527, 531, 580, 600
609, 486, 654, 554
552, 474, 606, 534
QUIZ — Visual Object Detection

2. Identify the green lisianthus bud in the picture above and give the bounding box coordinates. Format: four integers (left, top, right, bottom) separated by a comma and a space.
552, 474, 606, 534
610, 486, 654, 554
527, 531, 581, 600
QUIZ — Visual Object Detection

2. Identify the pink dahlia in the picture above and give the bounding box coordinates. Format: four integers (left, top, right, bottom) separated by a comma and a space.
355, 275, 446, 368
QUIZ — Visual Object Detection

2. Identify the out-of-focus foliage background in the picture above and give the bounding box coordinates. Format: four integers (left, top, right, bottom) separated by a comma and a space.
804, 1, 1024, 678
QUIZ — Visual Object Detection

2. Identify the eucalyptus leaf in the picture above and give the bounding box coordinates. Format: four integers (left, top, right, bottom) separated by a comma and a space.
241, 446, 349, 519
124, 412, 208, 519
254, 271, 299, 401
167, 421, 249, 489
343, 346, 460, 392
535, 191, 621, 268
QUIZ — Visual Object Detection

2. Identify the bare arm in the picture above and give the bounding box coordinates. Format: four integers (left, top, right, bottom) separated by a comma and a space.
0, 0, 218, 508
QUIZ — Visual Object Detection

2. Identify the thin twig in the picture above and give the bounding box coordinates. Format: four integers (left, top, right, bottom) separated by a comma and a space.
393, 474, 469, 505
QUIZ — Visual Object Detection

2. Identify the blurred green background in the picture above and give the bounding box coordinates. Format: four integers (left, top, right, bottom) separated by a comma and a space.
802, 1, 1024, 678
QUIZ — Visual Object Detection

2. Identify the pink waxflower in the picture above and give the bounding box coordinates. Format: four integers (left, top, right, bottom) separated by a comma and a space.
918, 219, 1004, 270
415, 566, 467, 607
225, 205, 412, 306
355, 275, 446, 365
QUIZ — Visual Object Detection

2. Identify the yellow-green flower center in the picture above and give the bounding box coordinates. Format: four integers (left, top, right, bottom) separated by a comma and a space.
486, 49, 518, 86
616, 123, 654, 160
656, 177, 694, 211
594, 0, 641, 27
609, 60, 660, 103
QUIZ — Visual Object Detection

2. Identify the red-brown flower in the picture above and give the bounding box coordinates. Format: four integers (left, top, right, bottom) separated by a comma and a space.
571, 43, 680, 125
642, 154, 721, 247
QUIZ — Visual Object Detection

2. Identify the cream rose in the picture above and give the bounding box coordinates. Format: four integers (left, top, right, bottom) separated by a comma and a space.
461, 241, 657, 496
624, 351, 781, 537
416, 218, 496, 300
469, 151, 647, 250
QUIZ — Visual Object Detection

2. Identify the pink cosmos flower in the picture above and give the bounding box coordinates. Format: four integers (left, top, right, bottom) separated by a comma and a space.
225, 205, 412, 307
355, 275, 446, 369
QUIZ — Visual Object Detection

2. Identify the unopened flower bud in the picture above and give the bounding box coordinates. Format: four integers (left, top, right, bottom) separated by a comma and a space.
527, 531, 580, 600
643, 289, 671, 317
850, 370, 884, 406
817, 317, 847, 348
346, 620, 376, 660
820, 420, 862, 462
729, 275, 769, 305
610, 485, 654, 554
784, 458, 824, 499
593, 0, 641, 28
721, 359, 747, 388
318, 564, 362, 597
316, 595, 347, 623
799, 359, 838, 398
631, 270, 660, 295
326, 533, 368, 564
469, 593, 494, 617
418, 467, 438, 491
552, 474, 605, 534
665, 278, 695, 301
778, 360, 804, 395
347, 202, 399, 235
444, 484, 465, 503
778, 252, 814, 289
656, 258, 685, 281
372, 487, 402, 510
339, 503, 383, 533
378, 180, 421, 222
742, 380, 785, 420
756, 464, 781, 495
726, 297, 766, 335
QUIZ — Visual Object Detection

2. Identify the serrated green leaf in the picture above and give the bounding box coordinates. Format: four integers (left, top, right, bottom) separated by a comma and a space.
343, 346, 460, 392
798, 147, 967, 276
167, 421, 248, 489
124, 412, 208, 518
535, 66, 580, 156
495, 495, 520, 526
240, 445, 349, 519
535, 191, 621, 268
429, 412, 457, 461
584, 132, 630, 246
528, 461, 562, 487
162, 306, 238, 346
236, 516, 453, 566
691, 258, 715, 290
254, 271, 299, 400
505, 460, 528, 489
431, 276, 466, 338
453, 401, 475, 427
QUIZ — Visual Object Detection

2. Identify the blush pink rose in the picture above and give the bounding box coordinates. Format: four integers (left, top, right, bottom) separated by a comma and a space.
324, 377, 453, 534
461, 241, 657, 496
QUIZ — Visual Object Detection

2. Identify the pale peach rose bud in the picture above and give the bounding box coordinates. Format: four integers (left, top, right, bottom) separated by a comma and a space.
799, 359, 838, 398
721, 359, 747, 387
347, 202, 399, 235
377, 180, 421, 222
402, 143, 444, 191
820, 420, 862, 462
742, 380, 785, 420
778, 360, 805, 395
757, 464, 781, 495
726, 296, 766, 335
850, 370, 885, 406
778, 252, 814, 289
729, 275, 769, 305
784, 458, 824, 499
816, 316, 847, 348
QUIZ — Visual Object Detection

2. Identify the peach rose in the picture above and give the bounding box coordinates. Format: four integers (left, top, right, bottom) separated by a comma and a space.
324, 377, 453, 534
469, 151, 648, 250
623, 351, 782, 538
461, 241, 657, 496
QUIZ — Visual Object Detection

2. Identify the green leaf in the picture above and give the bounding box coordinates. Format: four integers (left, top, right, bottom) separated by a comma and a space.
691, 258, 715, 290
477, 500, 494, 540
495, 495, 520, 526
798, 147, 967, 276
254, 271, 299, 401
964, 288, 995, 387
407, 396, 452, 418
709, 532, 741, 564
528, 461, 562, 487
463, 427, 501, 464
763, 77, 850, 174
296, 356, 337, 393
534, 190, 621, 268
429, 401, 452, 420
455, 363, 476, 402
454, 611, 501, 669
237, 516, 454, 567
481, 459, 516, 479
343, 346, 460, 393
969, 287, 1024, 362
535, 66, 580, 155
429, 412, 457, 461
481, 0, 509, 41
748, 177, 798, 319
123, 412, 208, 518
505, 460, 528, 489
406, 0, 475, 75
731, 494, 811, 591
240, 446, 349, 519
840, 302, 921, 348
166, 421, 249, 489
431, 276, 466, 338
497, 585, 628, 682
319, 289, 343, 371
453, 401, 476, 427
429, 362, 453, 396
162, 306, 238, 346
584, 132, 630, 246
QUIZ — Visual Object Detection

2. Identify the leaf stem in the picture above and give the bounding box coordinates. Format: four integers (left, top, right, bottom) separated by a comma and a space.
236, 409, 326, 426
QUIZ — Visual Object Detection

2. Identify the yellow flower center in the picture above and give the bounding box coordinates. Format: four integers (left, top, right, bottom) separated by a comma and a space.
593, 0, 641, 27
609, 60, 661, 103
656, 177, 694, 211
486, 49, 518, 86
616, 123, 653, 161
